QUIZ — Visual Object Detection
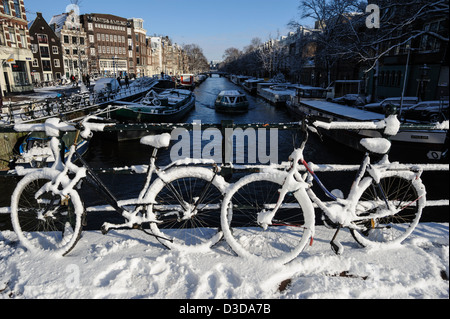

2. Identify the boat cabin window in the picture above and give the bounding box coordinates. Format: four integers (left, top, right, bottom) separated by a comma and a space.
297, 88, 326, 99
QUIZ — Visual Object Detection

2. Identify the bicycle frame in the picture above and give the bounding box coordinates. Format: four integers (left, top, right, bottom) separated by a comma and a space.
47, 128, 221, 242
259, 125, 393, 232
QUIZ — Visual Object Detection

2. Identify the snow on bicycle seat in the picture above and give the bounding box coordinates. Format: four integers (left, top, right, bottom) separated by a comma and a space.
140, 133, 171, 149
360, 138, 391, 154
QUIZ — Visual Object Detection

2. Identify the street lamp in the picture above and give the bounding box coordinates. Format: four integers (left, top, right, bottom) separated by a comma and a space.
399, 45, 417, 116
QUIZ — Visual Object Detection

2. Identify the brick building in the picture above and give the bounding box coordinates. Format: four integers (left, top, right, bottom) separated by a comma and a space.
80, 13, 129, 77
0, 0, 33, 94
28, 12, 64, 84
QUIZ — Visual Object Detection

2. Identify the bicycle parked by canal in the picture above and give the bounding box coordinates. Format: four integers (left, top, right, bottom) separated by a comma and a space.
10, 116, 228, 256
220, 116, 426, 264
9, 115, 427, 262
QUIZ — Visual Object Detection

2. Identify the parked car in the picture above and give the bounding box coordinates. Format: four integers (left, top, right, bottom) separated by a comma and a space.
331, 94, 367, 107
401, 100, 449, 123
361, 97, 419, 114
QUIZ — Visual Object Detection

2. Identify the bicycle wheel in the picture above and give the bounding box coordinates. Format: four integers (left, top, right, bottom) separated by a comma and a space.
148, 167, 227, 251
10, 169, 85, 256
220, 172, 315, 264
32, 105, 44, 118
350, 171, 426, 247
20, 110, 31, 121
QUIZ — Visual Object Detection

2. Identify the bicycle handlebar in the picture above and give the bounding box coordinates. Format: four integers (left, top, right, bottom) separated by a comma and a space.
13, 116, 113, 138
305, 114, 401, 137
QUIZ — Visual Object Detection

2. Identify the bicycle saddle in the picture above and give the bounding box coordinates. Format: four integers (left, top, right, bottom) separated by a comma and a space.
360, 137, 391, 154
140, 133, 171, 149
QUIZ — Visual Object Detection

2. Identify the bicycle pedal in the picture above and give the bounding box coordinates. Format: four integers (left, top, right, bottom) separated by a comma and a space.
101, 225, 109, 235
330, 240, 344, 255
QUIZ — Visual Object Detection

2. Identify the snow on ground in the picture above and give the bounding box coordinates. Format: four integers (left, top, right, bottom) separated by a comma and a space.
1, 223, 448, 300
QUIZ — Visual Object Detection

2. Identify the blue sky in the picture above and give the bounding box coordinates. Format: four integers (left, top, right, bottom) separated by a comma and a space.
24, 0, 311, 61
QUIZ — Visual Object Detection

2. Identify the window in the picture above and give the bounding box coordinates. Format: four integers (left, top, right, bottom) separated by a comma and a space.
89, 35, 94, 43
64, 35, 69, 44
52, 46, 59, 54
13, 0, 21, 18
3, 0, 11, 15
88, 23, 93, 31
31, 44, 38, 53
420, 20, 445, 52
42, 60, 51, 72
90, 48, 96, 56
72, 36, 77, 44
32, 58, 39, 67
37, 34, 48, 44
11, 61, 30, 86
19, 30, 26, 47
80, 37, 85, 45
40, 46, 50, 58
54, 59, 60, 67
8, 27, 16, 47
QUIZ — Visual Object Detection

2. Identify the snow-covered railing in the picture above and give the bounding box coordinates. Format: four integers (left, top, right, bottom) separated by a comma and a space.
1, 118, 448, 214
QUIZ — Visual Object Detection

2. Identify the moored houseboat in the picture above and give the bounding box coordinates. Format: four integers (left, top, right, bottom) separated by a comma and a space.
215, 90, 249, 114
287, 85, 448, 162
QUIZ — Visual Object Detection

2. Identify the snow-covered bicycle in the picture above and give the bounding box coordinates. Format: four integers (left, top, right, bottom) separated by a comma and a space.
220, 116, 427, 264
10, 117, 227, 256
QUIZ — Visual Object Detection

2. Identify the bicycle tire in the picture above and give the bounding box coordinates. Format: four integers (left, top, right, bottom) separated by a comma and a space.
350, 171, 426, 247
148, 167, 227, 251
220, 172, 315, 264
32, 105, 44, 118
20, 110, 31, 121
10, 169, 85, 256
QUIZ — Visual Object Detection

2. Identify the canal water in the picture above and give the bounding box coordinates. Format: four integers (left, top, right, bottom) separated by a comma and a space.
0, 75, 447, 230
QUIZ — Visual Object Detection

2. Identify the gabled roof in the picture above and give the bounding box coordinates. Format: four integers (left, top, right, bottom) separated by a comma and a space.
49, 13, 69, 34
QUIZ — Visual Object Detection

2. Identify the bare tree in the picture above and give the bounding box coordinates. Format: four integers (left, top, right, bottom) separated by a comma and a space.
183, 44, 209, 73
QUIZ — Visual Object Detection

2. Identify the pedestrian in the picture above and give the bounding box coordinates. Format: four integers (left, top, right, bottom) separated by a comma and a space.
125, 75, 129, 88
117, 76, 122, 87
86, 74, 90, 88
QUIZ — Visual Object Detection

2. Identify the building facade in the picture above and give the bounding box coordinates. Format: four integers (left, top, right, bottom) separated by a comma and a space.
129, 18, 147, 77
28, 12, 64, 84
80, 13, 129, 77
50, 10, 88, 81
0, 0, 33, 94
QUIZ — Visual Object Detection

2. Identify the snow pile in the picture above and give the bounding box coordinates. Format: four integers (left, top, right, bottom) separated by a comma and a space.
1, 223, 448, 299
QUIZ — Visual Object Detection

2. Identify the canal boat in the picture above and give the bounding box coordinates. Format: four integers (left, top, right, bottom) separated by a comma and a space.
14, 131, 89, 168
242, 78, 265, 95
287, 85, 448, 162
215, 90, 249, 114
112, 89, 195, 123
179, 74, 196, 90
259, 84, 296, 106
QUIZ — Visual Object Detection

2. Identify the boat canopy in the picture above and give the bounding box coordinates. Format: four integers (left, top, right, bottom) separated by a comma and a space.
93, 78, 120, 93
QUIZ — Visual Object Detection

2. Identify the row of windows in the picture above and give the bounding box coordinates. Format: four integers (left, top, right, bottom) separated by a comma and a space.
63, 35, 85, 45
2, 0, 22, 18
93, 46, 128, 56
32, 58, 60, 70
378, 71, 403, 87
88, 23, 127, 33
1, 27, 27, 48
96, 33, 126, 44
